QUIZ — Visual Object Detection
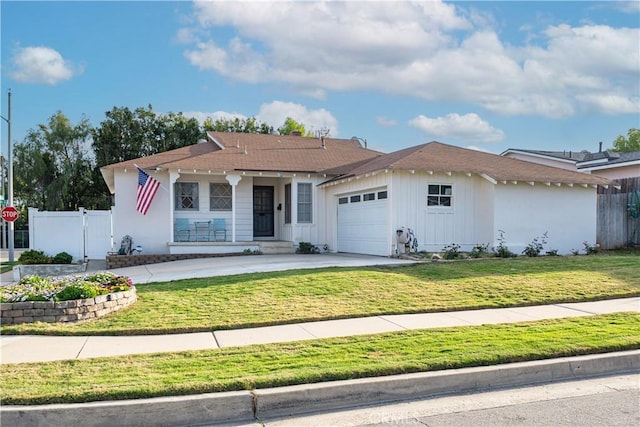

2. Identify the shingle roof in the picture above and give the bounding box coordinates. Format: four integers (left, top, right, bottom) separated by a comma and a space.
103, 132, 380, 173
323, 142, 613, 186
577, 150, 640, 168
102, 135, 614, 188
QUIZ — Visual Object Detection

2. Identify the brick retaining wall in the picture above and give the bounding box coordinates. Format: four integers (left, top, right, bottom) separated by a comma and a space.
106, 253, 252, 269
0, 288, 137, 325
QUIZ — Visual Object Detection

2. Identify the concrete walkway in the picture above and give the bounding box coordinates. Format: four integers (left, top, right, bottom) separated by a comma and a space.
2, 297, 638, 364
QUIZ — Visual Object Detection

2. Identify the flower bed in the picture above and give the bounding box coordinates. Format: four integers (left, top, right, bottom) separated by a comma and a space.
0, 272, 136, 324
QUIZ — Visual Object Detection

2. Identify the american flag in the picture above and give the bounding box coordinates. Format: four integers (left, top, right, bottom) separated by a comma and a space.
136, 167, 160, 215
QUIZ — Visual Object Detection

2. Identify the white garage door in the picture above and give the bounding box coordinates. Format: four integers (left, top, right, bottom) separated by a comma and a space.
337, 190, 389, 256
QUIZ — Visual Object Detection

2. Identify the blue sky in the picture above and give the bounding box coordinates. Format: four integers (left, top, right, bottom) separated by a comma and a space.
1, 1, 638, 157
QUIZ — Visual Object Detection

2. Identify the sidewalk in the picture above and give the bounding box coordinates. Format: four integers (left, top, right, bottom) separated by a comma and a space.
2, 297, 638, 364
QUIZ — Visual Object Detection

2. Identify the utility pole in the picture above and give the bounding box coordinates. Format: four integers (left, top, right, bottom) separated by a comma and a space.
1, 89, 13, 262
1, 154, 5, 249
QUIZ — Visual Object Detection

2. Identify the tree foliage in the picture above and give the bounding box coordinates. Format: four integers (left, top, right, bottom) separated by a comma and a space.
612, 128, 640, 152
12, 107, 318, 211
277, 117, 312, 136
203, 116, 274, 134
92, 105, 203, 168
13, 112, 109, 210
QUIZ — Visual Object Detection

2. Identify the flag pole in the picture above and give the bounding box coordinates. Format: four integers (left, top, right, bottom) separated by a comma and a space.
134, 164, 168, 193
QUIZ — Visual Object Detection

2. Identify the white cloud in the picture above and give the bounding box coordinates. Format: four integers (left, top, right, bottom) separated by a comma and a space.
613, 1, 640, 14
376, 116, 397, 127
180, 1, 640, 118
10, 46, 80, 84
182, 102, 339, 136
257, 101, 339, 136
409, 113, 505, 143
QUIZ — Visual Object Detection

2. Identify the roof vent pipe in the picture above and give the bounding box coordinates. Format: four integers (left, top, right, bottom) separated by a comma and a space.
321, 136, 326, 149
598, 141, 603, 153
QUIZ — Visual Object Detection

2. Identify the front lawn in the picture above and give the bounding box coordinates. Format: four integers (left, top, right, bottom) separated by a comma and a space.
2, 255, 638, 335
1, 313, 638, 404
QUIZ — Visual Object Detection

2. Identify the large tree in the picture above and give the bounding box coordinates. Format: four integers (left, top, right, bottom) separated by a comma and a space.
92, 105, 203, 168
13, 112, 109, 210
612, 128, 640, 152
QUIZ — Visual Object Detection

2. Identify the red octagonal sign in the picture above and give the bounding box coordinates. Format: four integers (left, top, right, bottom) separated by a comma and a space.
1, 206, 19, 222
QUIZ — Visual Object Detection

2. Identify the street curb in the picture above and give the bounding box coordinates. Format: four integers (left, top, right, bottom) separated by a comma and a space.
2, 350, 638, 427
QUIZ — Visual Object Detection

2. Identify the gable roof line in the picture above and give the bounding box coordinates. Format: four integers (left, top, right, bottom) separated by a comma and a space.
321, 141, 614, 187
500, 148, 580, 164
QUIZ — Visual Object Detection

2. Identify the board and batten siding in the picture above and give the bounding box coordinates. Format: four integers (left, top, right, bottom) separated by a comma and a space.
390, 172, 494, 252
494, 183, 596, 255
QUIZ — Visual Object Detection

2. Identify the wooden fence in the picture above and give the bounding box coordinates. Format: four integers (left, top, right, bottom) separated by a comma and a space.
597, 177, 640, 249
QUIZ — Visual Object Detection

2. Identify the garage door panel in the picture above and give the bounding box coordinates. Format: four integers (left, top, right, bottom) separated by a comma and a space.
337, 196, 388, 256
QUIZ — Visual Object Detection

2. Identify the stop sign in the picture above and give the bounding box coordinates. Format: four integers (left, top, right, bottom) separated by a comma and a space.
1, 206, 19, 222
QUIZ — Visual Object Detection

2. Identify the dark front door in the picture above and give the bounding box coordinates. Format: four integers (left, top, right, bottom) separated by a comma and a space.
253, 186, 274, 237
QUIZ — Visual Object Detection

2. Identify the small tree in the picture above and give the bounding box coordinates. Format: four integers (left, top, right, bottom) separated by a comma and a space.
278, 117, 312, 136
612, 128, 640, 152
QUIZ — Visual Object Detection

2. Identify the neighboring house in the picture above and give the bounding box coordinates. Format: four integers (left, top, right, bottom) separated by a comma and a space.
100, 132, 613, 257
501, 148, 640, 179
576, 151, 640, 180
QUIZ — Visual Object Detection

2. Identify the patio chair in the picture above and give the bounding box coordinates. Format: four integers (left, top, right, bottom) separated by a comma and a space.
211, 218, 227, 241
174, 218, 191, 242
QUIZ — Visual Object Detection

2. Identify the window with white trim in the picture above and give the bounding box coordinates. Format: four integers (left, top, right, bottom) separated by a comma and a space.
297, 183, 312, 223
175, 182, 199, 210
209, 183, 232, 211
427, 184, 452, 207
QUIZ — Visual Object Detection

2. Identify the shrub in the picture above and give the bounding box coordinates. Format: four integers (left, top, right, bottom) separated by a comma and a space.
0, 272, 133, 303
296, 242, 319, 254
522, 232, 548, 257
18, 250, 52, 265
470, 243, 489, 258
55, 282, 102, 301
493, 230, 516, 258
583, 241, 600, 255
52, 252, 73, 264
546, 249, 559, 256
442, 243, 461, 260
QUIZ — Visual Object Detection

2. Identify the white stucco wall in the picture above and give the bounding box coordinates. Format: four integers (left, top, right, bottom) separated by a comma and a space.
493, 183, 597, 255
112, 169, 172, 254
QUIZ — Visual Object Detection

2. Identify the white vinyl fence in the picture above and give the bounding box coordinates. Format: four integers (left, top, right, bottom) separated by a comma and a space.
28, 208, 113, 261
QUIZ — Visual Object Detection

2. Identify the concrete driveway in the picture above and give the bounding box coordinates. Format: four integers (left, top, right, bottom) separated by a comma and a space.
104, 253, 418, 284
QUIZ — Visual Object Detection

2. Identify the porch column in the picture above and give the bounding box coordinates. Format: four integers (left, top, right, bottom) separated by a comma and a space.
169, 171, 180, 242
226, 174, 242, 242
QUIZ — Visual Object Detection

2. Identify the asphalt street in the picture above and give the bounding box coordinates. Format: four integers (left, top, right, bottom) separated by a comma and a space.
256, 373, 640, 427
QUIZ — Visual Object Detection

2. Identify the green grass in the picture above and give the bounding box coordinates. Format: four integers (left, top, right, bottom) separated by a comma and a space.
0, 261, 18, 274
2, 255, 639, 335
1, 313, 638, 405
